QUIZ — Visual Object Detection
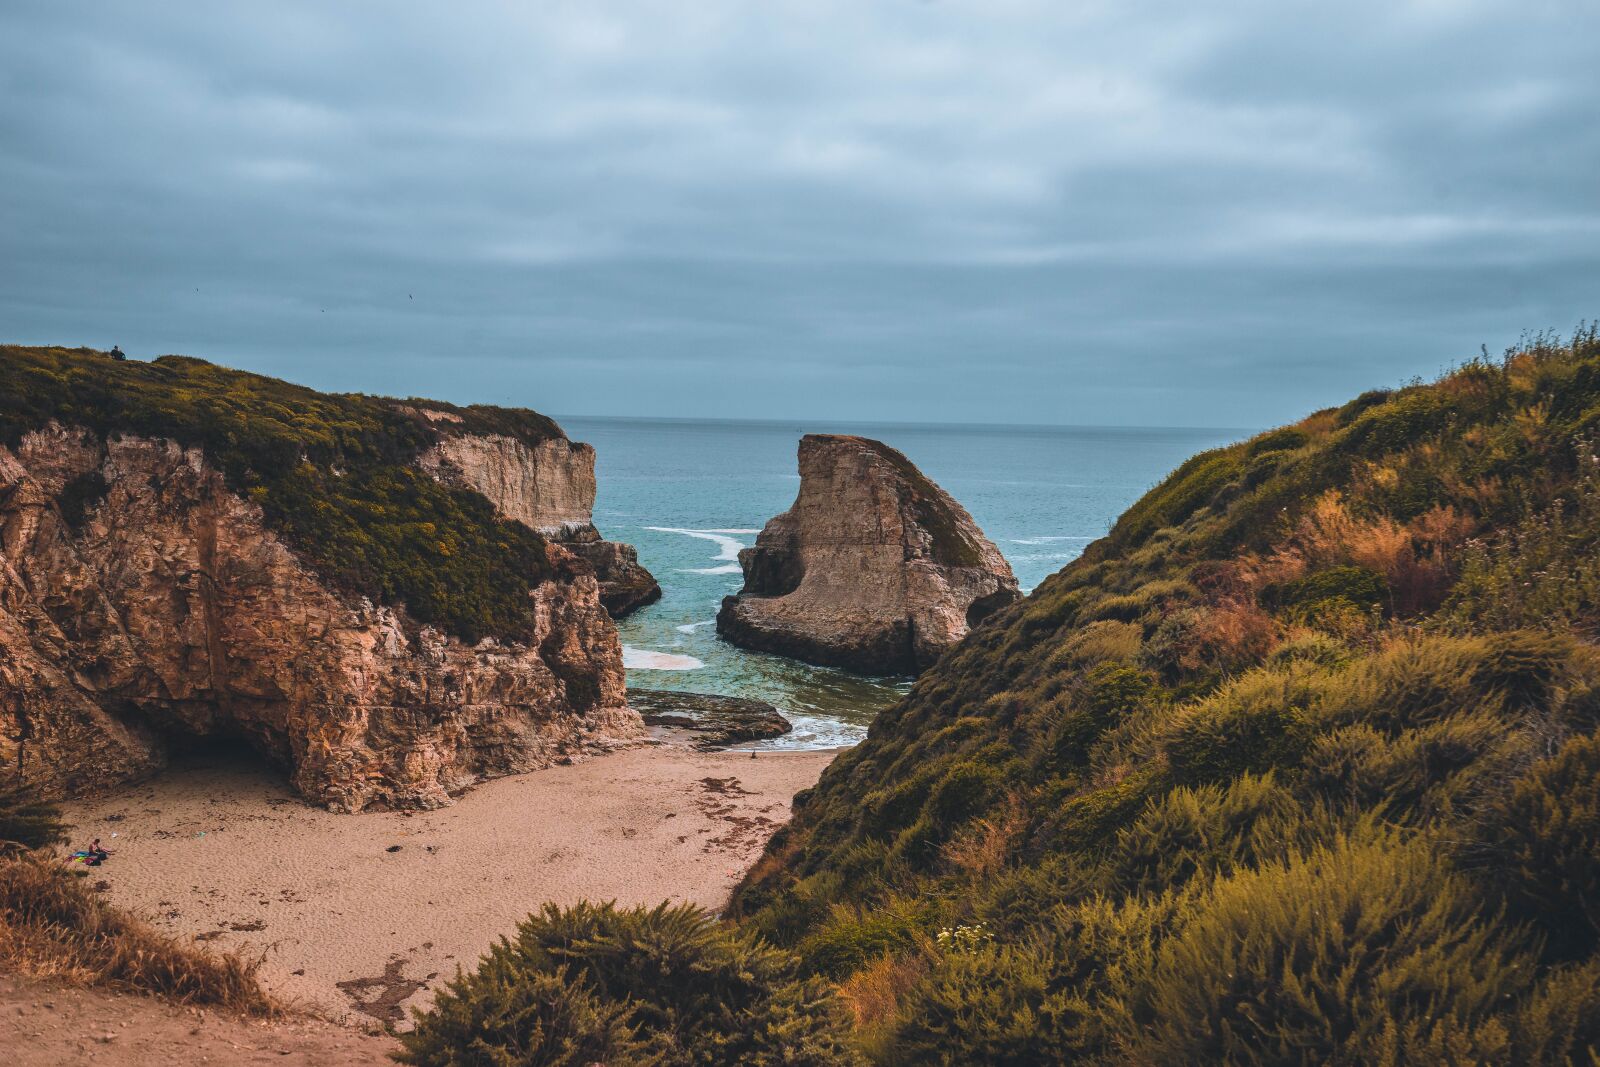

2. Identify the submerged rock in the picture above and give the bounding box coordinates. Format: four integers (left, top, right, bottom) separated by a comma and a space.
717, 434, 1019, 674
630, 689, 792, 749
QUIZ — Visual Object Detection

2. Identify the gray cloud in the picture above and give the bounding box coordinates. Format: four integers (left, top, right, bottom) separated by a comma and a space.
1, 1, 1595, 427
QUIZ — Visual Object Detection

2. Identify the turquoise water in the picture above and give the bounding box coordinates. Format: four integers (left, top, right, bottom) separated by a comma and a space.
560, 417, 1249, 748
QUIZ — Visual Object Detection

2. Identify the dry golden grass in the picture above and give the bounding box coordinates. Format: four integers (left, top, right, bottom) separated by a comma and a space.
0, 856, 275, 1014
1181, 596, 1279, 671
837, 945, 934, 1032
941, 793, 1027, 880
1238, 490, 1475, 619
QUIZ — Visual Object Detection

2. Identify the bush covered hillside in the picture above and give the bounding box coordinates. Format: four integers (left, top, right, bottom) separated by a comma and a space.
715, 328, 1600, 1064
0, 345, 575, 644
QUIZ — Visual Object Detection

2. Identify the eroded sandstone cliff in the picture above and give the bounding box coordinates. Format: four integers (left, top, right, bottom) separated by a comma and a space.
415, 411, 661, 617
716, 434, 1018, 673
0, 346, 644, 811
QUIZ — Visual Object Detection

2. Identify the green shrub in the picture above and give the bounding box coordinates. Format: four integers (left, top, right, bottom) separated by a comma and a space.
1304, 710, 1511, 824
1477, 733, 1600, 955
403, 902, 858, 1067
1470, 631, 1575, 715
1334, 388, 1394, 427
1041, 769, 1162, 857
799, 902, 924, 978
1512, 960, 1600, 1064
880, 941, 1059, 1067
1128, 836, 1536, 1066
1333, 388, 1451, 457
927, 761, 1001, 830
887, 892, 1186, 1067
745, 871, 843, 949
1266, 631, 1352, 669
1247, 426, 1310, 455
396, 963, 649, 1066
972, 858, 1095, 941
1080, 593, 1147, 623
1106, 772, 1320, 895
1105, 447, 1247, 550
1039, 663, 1158, 775
1266, 565, 1388, 615
862, 773, 937, 839
1164, 670, 1317, 785
1325, 636, 1504, 734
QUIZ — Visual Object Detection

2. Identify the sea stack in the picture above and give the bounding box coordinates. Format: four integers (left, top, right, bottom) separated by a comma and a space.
716, 434, 1019, 674
412, 406, 661, 616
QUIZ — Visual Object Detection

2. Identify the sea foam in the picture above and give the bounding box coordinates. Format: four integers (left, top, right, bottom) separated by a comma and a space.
644, 527, 757, 562
1008, 535, 1095, 546
623, 647, 705, 671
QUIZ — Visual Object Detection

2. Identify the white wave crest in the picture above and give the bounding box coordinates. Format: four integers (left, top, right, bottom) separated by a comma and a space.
760, 713, 867, 751
644, 527, 756, 562
675, 618, 717, 634
1008, 535, 1095, 546
682, 563, 742, 575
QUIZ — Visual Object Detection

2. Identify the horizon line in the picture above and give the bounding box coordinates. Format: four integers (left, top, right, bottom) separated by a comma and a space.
551, 412, 1264, 437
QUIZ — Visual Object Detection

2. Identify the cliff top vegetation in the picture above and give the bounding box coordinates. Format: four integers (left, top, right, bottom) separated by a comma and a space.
0, 345, 575, 644
711, 326, 1600, 1064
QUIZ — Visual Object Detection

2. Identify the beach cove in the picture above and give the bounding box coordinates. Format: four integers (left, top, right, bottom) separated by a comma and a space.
57, 743, 834, 1026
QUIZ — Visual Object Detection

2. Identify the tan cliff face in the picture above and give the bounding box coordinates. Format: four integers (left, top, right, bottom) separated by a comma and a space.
416, 418, 661, 616
716, 434, 1019, 674
418, 432, 597, 535
0, 424, 640, 812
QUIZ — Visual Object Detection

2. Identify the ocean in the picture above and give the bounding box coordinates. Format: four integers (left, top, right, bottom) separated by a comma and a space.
559, 416, 1250, 749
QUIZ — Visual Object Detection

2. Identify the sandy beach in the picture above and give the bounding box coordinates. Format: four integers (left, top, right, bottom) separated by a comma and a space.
56, 742, 834, 1026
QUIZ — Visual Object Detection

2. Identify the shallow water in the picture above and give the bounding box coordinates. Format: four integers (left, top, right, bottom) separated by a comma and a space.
561, 416, 1249, 748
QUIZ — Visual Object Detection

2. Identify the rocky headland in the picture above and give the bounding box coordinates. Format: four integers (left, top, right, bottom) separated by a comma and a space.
413, 406, 661, 616
0, 346, 643, 811
716, 434, 1019, 673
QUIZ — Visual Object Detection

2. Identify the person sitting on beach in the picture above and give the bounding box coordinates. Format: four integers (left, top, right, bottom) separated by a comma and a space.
86, 838, 111, 865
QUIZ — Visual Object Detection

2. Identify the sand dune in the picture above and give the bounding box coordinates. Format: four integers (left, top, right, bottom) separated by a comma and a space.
57, 743, 834, 1026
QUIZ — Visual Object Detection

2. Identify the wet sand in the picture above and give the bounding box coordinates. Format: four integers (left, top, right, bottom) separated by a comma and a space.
57, 744, 834, 1025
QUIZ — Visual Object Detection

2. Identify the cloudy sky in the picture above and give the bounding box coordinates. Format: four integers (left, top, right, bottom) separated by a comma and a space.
2, 2, 1595, 428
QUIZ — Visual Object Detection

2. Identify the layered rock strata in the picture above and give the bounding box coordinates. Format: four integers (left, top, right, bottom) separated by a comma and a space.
0, 424, 639, 811
416, 418, 660, 616
717, 435, 1019, 674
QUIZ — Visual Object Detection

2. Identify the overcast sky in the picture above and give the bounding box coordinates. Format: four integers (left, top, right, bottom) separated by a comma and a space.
2, 2, 1596, 428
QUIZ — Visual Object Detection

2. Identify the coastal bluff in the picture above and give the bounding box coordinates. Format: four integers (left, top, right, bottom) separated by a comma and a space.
0, 346, 642, 811
414, 410, 661, 616
717, 434, 1019, 673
